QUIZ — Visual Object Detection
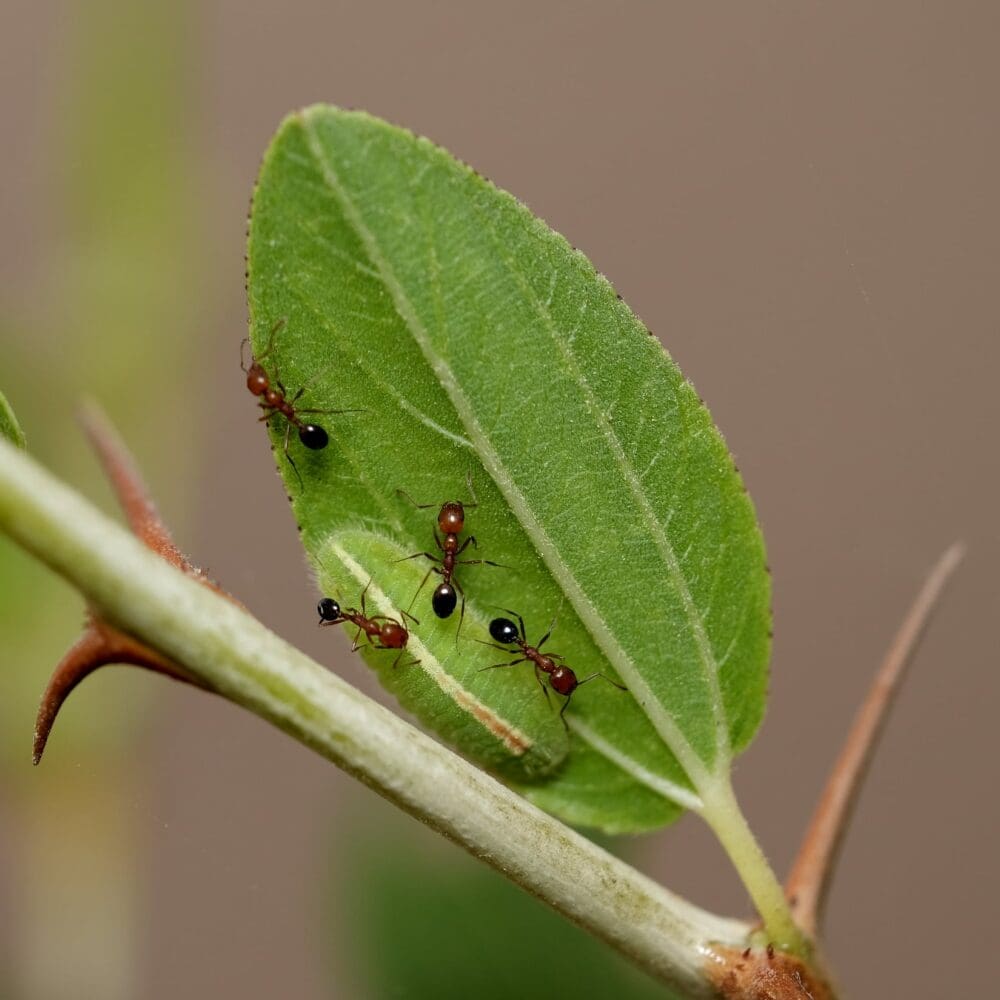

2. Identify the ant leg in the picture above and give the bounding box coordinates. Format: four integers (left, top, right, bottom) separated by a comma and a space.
535, 666, 552, 705
281, 421, 304, 490
390, 649, 419, 669
399, 608, 421, 627
455, 536, 476, 556
296, 407, 367, 420
472, 638, 515, 653
394, 551, 439, 565
453, 577, 467, 644
243, 317, 286, 371
395, 488, 438, 510
359, 580, 372, 617
558, 693, 572, 728
351, 625, 364, 651
575, 672, 629, 692
457, 558, 505, 568
404, 563, 437, 614
536, 617, 558, 650
433, 529, 445, 553
478, 657, 527, 672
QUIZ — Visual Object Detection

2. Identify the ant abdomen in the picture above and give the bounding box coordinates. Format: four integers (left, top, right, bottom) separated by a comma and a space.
317, 597, 341, 622
489, 617, 520, 644
298, 424, 329, 450
432, 582, 458, 618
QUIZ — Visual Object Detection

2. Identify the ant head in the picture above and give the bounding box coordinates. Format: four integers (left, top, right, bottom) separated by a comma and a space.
298, 424, 329, 450
489, 617, 520, 645
431, 582, 458, 619
550, 666, 577, 696
245, 364, 269, 396
438, 501, 465, 534
317, 597, 341, 622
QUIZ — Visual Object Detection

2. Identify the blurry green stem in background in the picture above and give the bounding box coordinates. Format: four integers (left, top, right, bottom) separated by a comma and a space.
0, 391, 26, 450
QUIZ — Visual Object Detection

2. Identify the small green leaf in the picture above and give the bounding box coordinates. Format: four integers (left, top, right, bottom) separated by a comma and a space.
0, 390, 26, 450
246, 106, 770, 831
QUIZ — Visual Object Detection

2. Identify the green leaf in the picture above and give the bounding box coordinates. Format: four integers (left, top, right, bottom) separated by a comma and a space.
0, 390, 26, 449
246, 106, 770, 831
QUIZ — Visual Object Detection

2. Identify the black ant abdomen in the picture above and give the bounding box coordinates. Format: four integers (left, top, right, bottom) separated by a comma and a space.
299, 424, 329, 450
317, 597, 340, 621
489, 617, 520, 644
432, 582, 458, 618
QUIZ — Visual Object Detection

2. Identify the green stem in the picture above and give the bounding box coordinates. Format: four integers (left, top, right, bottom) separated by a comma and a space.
698, 777, 808, 955
0, 438, 754, 996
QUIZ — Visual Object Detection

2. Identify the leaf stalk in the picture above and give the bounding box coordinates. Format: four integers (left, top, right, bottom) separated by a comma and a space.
698, 777, 809, 956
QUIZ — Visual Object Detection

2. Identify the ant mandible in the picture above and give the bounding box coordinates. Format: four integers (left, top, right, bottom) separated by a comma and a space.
242, 318, 360, 484
479, 611, 626, 723
317, 582, 419, 669
395, 474, 501, 631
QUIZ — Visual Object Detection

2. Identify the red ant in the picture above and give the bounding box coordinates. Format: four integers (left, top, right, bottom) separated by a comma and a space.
478, 611, 626, 723
317, 584, 418, 669
395, 475, 501, 631
242, 318, 360, 484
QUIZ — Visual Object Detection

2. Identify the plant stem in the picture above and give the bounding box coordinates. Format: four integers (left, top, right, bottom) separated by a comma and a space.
0, 438, 751, 995
698, 777, 808, 955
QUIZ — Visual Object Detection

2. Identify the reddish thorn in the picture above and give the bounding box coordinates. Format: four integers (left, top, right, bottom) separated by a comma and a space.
79, 401, 190, 570
34, 405, 234, 764
785, 542, 965, 935
33, 617, 206, 765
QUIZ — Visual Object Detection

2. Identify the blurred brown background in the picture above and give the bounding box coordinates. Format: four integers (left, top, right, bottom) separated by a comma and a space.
1, 2, 996, 997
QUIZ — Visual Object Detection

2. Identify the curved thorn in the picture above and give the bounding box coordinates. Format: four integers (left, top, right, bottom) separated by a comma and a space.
34, 407, 237, 763
785, 541, 965, 935
33, 618, 205, 765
